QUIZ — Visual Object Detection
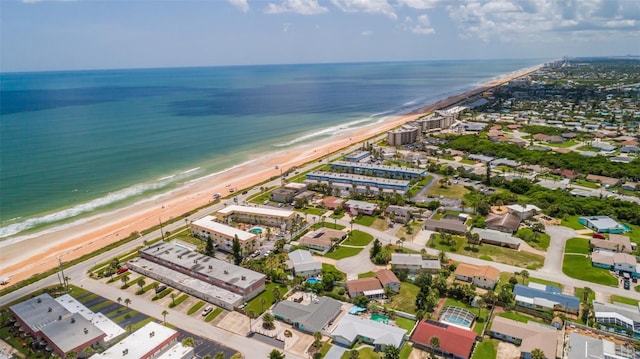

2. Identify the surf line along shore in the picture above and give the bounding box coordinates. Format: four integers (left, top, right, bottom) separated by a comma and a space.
0, 65, 541, 284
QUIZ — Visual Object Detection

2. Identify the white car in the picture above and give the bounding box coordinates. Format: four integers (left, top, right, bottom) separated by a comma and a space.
202, 306, 213, 316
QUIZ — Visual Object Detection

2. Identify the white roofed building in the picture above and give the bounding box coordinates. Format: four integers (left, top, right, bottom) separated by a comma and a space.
217, 205, 296, 229
331, 315, 406, 351
90, 322, 192, 359
287, 250, 322, 279
190, 215, 258, 253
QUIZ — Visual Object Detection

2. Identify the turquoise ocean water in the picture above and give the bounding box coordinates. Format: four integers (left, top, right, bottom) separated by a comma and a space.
0, 59, 544, 238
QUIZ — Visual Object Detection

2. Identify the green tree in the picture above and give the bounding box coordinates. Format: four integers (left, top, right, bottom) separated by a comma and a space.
181, 337, 195, 347
214, 353, 225, 359
120, 273, 130, 287
137, 277, 146, 291
206, 237, 215, 257
272, 287, 282, 304
383, 345, 400, 359
82, 346, 94, 358
530, 348, 545, 359
353, 295, 369, 308
429, 336, 440, 359
268, 349, 285, 359
124, 298, 131, 308
349, 349, 359, 359
262, 312, 275, 330
161, 310, 168, 324
66, 351, 78, 359
370, 238, 382, 259
232, 235, 243, 265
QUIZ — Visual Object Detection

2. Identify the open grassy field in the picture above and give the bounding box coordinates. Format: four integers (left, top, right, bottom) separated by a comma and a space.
471, 339, 498, 359
425, 184, 470, 199
574, 179, 600, 189
395, 220, 424, 240
562, 254, 618, 286
561, 215, 586, 230
358, 271, 375, 278
341, 230, 374, 246
311, 222, 346, 230
324, 246, 364, 260
610, 295, 639, 306
565, 238, 590, 254
354, 215, 376, 226
388, 282, 419, 314
515, 228, 550, 250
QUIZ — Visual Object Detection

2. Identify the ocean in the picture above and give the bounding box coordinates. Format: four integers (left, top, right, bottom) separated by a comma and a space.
0, 59, 544, 238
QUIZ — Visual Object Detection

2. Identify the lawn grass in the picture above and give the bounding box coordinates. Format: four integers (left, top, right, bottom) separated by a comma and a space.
318, 342, 332, 359
187, 301, 206, 315
471, 339, 498, 359
399, 343, 413, 359
575, 288, 596, 303
340, 347, 378, 359
561, 215, 586, 230
395, 220, 424, 241
443, 298, 489, 335
498, 312, 546, 325
610, 295, 639, 306
528, 277, 563, 290
152, 288, 174, 301
425, 184, 470, 199
515, 228, 550, 250
168, 294, 189, 308
388, 282, 419, 314
246, 282, 288, 315
562, 254, 618, 286
341, 230, 374, 246
565, 238, 590, 254
324, 246, 364, 260
311, 222, 346, 230
358, 271, 376, 278
111, 309, 139, 324
354, 215, 376, 226
574, 179, 600, 189
204, 307, 223, 322
460, 158, 477, 165
546, 140, 578, 148
395, 317, 416, 332
295, 207, 327, 216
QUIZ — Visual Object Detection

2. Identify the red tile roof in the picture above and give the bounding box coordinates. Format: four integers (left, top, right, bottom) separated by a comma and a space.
411, 320, 476, 359
375, 269, 399, 286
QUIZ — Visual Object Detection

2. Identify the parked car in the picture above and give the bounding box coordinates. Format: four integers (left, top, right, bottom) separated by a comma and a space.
155, 285, 167, 294
117, 267, 129, 275
592, 233, 606, 239
623, 280, 630, 290
202, 306, 213, 316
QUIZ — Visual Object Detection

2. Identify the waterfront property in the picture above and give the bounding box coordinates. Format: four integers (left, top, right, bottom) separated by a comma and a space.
217, 205, 296, 229
331, 315, 406, 351
578, 216, 626, 234
305, 171, 411, 194
189, 215, 258, 254
411, 319, 477, 359
390, 253, 440, 274
9, 294, 107, 358
488, 316, 558, 359
272, 296, 342, 334
513, 283, 580, 314
270, 188, 297, 203
138, 241, 266, 301
415, 114, 456, 133
90, 322, 192, 359
593, 301, 640, 337
471, 228, 520, 250
454, 263, 500, 290
329, 160, 427, 180
287, 249, 322, 279
298, 227, 346, 254
387, 125, 420, 146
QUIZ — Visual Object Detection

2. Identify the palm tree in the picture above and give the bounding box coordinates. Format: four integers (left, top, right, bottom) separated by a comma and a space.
117, 297, 122, 306
262, 312, 275, 330
137, 278, 146, 292
82, 346, 94, 358
268, 350, 285, 359
349, 350, 359, 359
429, 336, 440, 359
66, 351, 78, 359
272, 287, 282, 304
530, 348, 545, 359
214, 353, 225, 359
124, 298, 131, 308
181, 337, 195, 347
121, 273, 130, 287
260, 297, 266, 313
170, 293, 176, 306
520, 270, 529, 285
383, 345, 400, 359
246, 309, 256, 332
161, 310, 168, 324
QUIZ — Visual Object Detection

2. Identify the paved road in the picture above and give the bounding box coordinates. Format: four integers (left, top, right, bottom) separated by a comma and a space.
540, 225, 576, 274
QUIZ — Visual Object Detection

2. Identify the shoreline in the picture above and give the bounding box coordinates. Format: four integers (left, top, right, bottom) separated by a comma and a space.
0, 65, 542, 284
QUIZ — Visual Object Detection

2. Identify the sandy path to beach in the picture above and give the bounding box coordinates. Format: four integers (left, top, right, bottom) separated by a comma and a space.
0, 66, 540, 283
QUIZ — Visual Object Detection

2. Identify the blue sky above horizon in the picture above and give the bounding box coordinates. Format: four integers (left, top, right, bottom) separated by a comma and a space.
1, 0, 639, 72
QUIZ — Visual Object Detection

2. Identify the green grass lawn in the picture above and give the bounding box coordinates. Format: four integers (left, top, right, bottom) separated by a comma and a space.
546, 140, 578, 148
528, 277, 563, 290
574, 179, 600, 189
575, 288, 596, 303
341, 230, 374, 246
610, 295, 639, 306
358, 271, 376, 278
430, 234, 544, 269
388, 282, 419, 314
515, 228, 550, 250
168, 294, 189, 308
354, 215, 376, 226
395, 317, 416, 332
562, 254, 618, 286
204, 307, 223, 322
340, 347, 378, 359
565, 238, 590, 254
443, 298, 489, 335
425, 184, 470, 199
498, 312, 546, 325
395, 220, 424, 241
325, 246, 364, 259
311, 222, 346, 230
561, 215, 586, 230
187, 301, 206, 315
246, 282, 288, 315
460, 158, 477, 165
399, 343, 413, 359
471, 339, 498, 359
295, 207, 327, 216
635, 285, 640, 293
318, 342, 332, 359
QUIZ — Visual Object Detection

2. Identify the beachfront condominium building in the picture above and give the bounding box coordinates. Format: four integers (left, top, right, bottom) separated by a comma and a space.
387, 125, 420, 146
305, 171, 410, 194
329, 161, 426, 180
415, 115, 455, 133
217, 204, 296, 229
190, 215, 258, 254
139, 241, 266, 300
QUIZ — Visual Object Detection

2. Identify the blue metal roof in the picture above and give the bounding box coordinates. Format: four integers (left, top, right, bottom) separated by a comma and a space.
513, 284, 580, 310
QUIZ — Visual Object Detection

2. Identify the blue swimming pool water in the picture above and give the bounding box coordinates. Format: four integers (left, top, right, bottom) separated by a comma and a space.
307, 278, 320, 284
443, 315, 471, 326
250, 227, 263, 234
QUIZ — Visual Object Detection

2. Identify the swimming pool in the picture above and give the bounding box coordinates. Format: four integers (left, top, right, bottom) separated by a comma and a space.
371, 314, 390, 324
307, 278, 321, 284
438, 306, 475, 328
441, 315, 472, 326
249, 227, 263, 234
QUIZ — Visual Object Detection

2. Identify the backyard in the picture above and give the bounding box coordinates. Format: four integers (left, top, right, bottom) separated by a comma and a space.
425, 184, 470, 199
562, 254, 618, 286
388, 282, 419, 314
564, 238, 590, 254
442, 298, 489, 335
471, 339, 498, 359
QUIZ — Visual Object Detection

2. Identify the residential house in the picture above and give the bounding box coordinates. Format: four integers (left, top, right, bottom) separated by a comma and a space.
322, 197, 344, 210
298, 227, 346, 254
391, 253, 440, 274
489, 317, 558, 359
471, 228, 520, 250
270, 188, 297, 203
553, 169, 578, 180
579, 216, 626, 234
375, 269, 400, 293
423, 219, 467, 234
622, 182, 639, 191
272, 296, 343, 334
591, 252, 639, 277
454, 263, 500, 290
331, 315, 406, 351
566, 332, 635, 359
344, 200, 379, 216
513, 283, 580, 314
287, 250, 322, 279
411, 319, 477, 359
385, 205, 412, 223
485, 213, 521, 234
346, 277, 384, 299
506, 204, 541, 220
590, 234, 633, 254
585, 174, 620, 188
593, 301, 640, 337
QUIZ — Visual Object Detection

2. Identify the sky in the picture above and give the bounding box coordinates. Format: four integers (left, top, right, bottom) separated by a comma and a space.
1, 0, 639, 72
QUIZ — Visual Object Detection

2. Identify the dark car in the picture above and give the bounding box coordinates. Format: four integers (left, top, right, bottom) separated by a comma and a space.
623, 280, 630, 290
155, 285, 168, 294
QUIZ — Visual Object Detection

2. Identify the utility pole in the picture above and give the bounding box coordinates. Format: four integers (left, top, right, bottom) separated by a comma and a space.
58, 257, 67, 288
159, 217, 165, 241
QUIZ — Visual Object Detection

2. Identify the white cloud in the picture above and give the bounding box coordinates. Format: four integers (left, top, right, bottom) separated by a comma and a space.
412, 14, 435, 34
330, 0, 397, 20
228, 0, 250, 13
361, 30, 373, 36
283, 22, 292, 32
266, 0, 329, 15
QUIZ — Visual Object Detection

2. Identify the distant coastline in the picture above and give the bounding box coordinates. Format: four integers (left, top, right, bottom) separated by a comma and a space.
0, 61, 543, 282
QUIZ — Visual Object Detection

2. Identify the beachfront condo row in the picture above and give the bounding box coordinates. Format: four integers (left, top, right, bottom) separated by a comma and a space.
190, 215, 258, 254
305, 171, 410, 194
329, 160, 427, 180
387, 125, 420, 146
217, 204, 296, 229
415, 114, 456, 133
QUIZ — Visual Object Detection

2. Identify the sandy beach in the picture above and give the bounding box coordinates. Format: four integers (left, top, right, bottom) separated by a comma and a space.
0, 65, 540, 284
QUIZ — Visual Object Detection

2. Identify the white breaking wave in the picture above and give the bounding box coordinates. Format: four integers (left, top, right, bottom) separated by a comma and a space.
0, 167, 203, 239
274, 115, 388, 147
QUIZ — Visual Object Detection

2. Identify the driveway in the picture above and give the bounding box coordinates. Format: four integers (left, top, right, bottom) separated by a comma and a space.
541, 225, 577, 274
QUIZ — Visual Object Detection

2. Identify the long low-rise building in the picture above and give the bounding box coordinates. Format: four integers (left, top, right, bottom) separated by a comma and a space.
139, 241, 266, 300
298, 227, 346, 254
90, 322, 192, 359
190, 215, 258, 254
305, 171, 410, 193
329, 161, 426, 180
471, 228, 520, 249
217, 205, 295, 229
513, 283, 580, 314
128, 258, 244, 310
593, 301, 640, 337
